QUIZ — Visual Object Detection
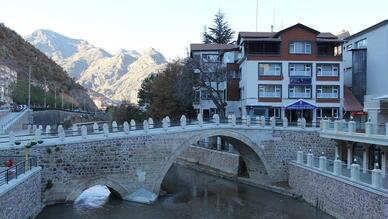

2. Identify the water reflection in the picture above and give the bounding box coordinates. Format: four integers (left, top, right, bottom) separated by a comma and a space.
38, 164, 333, 219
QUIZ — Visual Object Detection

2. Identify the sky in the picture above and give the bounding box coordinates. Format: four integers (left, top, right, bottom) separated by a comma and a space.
0, 0, 387, 58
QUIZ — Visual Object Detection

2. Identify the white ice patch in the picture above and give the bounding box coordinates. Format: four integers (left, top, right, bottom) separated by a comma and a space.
127, 188, 157, 204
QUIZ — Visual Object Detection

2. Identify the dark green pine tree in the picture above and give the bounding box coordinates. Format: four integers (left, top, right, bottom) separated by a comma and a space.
203, 10, 235, 44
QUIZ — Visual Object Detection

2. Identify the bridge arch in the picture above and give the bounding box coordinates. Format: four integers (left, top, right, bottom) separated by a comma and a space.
152, 128, 271, 193
65, 177, 129, 202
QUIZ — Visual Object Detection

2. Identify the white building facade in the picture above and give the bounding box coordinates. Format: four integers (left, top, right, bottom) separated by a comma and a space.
238, 24, 344, 123
343, 20, 388, 123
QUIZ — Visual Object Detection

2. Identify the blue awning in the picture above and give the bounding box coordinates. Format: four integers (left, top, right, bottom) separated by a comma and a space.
285, 99, 317, 110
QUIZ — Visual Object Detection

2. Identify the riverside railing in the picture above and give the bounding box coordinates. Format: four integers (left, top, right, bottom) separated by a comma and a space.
321, 120, 388, 139
295, 150, 388, 192
0, 156, 38, 186
0, 114, 322, 147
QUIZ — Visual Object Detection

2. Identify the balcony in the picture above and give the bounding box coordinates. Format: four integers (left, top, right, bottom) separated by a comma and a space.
317, 93, 338, 98
289, 92, 311, 99
289, 70, 311, 77
317, 70, 338, 77
259, 92, 281, 98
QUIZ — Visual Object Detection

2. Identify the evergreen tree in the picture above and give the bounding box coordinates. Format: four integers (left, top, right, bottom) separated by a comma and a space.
203, 10, 235, 44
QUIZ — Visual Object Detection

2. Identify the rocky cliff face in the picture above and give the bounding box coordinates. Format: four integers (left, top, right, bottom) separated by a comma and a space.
0, 23, 96, 110
25, 29, 167, 106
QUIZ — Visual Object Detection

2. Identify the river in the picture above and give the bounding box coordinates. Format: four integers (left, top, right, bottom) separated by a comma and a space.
37, 164, 332, 219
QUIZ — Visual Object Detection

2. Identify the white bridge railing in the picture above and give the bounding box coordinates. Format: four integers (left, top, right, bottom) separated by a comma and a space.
295, 150, 388, 192
0, 114, 320, 147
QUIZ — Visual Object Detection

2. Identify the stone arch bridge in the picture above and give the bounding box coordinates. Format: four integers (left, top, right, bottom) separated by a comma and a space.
0, 121, 336, 205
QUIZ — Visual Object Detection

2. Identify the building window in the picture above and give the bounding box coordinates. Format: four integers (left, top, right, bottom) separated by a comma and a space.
289, 85, 311, 98
316, 64, 339, 77
317, 108, 339, 118
289, 41, 312, 54
258, 85, 282, 98
355, 39, 367, 48
258, 63, 282, 76
344, 44, 352, 51
289, 63, 312, 77
202, 54, 219, 63
269, 107, 281, 118
316, 85, 339, 98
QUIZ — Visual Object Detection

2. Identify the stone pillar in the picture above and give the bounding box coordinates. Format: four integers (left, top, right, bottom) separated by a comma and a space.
213, 114, 220, 126
103, 123, 109, 137
270, 117, 276, 128
81, 125, 87, 139
260, 116, 265, 127
197, 114, 203, 127
162, 118, 168, 132
296, 149, 303, 164
282, 117, 288, 128
365, 121, 372, 136
143, 120, 149, 134
333, 158, 342, 176
301, 118, 306, 129
246, 115, 251, 127
130, 119, 136, 130
350, 161, 360, 181
93, 122, 99, 133
227, 115, 232, 124
348, 121, 356, 134
241, 116, 247, 125
335, 145, 339, 159
180, 115, 187, 129
334, 120, 340, 133
45, 125, 51, 134
148, 118, 154, 129
165, 116, 171, 127
231, 114, 236, 127
307, 151, 313, 167
372, 164, 383, 188
112, 121, 118, 132
281, 108, 285, 121
347, 144, 353, 169
297, 118, 302, 128
58, 125, 65, 141
382, 149, 387, 177
217, 136, 221, 151
363, 145, 369, 173
123, 121, 130, 134
35, 128, 42, 141
72, 124, 78, 135
319, 153, 327, 171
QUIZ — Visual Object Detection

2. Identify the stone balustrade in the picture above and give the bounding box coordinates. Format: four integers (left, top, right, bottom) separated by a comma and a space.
295, 149, 387, 191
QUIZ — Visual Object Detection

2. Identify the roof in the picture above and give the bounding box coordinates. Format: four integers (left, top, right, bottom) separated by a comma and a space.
344, 87, 363, 112
190, 43, 238, 52
345, 20, 388, 41
285, 99, 317, 110
274, 23, 320, 37
237, 23, 340, 44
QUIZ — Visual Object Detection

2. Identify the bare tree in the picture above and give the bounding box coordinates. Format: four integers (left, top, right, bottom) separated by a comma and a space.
187, 53, 228, 118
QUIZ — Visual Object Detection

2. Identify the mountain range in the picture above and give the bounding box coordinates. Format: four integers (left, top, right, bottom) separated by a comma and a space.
0, 23, 96, 110
25, 30, 166, 108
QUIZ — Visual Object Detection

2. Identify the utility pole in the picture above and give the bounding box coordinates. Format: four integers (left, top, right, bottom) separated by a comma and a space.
54, 88, 57, 108
43, 77, 47, 108
61, 93, 64, 109
28, 65, 31, 108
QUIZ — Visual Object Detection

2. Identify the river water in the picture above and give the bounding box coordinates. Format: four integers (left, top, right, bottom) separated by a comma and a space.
37, 165, 332, 219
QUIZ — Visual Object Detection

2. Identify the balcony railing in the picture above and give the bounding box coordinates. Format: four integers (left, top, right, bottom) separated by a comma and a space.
260, 70, 281, 76
317, 93, 338, 98
321, 120, 388, 146
289, 71, 311, 77
259, 92, 281, 98
289, 92, 311, 98
317, 70, 338, 77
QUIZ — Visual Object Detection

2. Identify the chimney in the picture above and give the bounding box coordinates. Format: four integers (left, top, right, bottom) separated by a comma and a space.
271, 25, 274, 32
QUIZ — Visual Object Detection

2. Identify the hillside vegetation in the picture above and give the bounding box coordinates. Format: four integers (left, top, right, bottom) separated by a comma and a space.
0, 23, 96, 110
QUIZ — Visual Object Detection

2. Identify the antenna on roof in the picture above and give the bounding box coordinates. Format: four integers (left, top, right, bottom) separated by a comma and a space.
272, 5, 276, 31
255, 0, 259, 31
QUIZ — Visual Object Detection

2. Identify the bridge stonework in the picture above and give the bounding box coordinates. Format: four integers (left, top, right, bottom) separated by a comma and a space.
0, 126, 336, 205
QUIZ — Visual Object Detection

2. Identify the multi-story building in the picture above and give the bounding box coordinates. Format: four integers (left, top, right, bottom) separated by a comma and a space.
343, 20, 388, 123
238, 23, 344, 123
190, 23, 344, 123
190, 44, 241, 118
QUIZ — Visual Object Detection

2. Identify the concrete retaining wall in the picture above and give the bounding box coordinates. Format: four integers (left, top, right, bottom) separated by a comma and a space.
0, 167, 43, 219
289, 162, 388, 219
177, 146, 239, 177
